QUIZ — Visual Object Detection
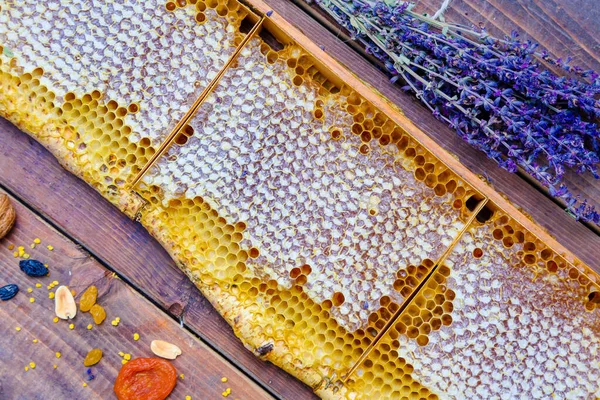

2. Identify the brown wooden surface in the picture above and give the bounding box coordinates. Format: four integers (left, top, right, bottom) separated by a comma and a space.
0, 191, 271, 400
261, 0, 600, 272
0, 120, 316, 399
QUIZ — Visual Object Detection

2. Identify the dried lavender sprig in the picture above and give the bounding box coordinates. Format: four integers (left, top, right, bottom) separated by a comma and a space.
314, 0, 600, 224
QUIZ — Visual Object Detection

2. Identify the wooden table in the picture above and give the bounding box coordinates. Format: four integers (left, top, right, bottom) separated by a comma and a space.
0, 0, 598, 399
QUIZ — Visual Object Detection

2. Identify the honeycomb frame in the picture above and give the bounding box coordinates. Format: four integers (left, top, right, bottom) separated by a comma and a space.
1, 0, 599, 398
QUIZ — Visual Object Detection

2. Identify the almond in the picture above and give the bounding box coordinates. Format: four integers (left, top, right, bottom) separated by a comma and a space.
55, 285, 77, 319
0, 194, 16, 240
150, 340, 182, 360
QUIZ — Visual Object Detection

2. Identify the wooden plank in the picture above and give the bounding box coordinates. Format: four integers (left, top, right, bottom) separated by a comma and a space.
0, 120, 317, 399
253, 0, 600, 272
0, 191, 271, 400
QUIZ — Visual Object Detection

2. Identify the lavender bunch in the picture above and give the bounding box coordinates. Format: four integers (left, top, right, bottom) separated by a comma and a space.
314, 0, 600, 224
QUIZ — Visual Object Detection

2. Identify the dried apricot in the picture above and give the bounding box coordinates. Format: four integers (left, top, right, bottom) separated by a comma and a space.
114, 358, 177, 400
90, 304, 106, 325
84, 348, 103, 367
79, 285, 98, 312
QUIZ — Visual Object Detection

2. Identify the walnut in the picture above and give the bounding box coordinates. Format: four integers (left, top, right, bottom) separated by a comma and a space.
0, 194, 16, 240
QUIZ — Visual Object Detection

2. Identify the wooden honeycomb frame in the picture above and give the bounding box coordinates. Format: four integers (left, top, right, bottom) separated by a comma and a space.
1, 0, 599, 398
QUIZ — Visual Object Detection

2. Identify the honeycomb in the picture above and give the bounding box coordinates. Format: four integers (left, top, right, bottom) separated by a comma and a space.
2, 2, 600, 399
139, 36, 480, 332
0, 0, 254, 207
345, 207, 600, 399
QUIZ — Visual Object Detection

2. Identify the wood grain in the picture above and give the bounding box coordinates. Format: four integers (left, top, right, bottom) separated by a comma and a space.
0, 191, 271, 400
0, 120, 317, 400
258, 0, 600, 272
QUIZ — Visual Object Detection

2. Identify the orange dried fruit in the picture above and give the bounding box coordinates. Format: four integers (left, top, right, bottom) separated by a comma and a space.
79, 285, 98, 312
90, 304, 106, 325
84, 348, 103, 367
114, 358, 177, 400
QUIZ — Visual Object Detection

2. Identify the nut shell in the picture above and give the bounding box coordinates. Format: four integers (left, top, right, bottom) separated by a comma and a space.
150, 340, 182, 360
55, 285, 77, 319
0, 194, 16, 240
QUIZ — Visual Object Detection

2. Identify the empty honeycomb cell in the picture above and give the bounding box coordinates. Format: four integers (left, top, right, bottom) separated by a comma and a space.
0, 0, 255, 209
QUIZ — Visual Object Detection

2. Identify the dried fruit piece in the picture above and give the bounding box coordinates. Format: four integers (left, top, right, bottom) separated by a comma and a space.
90, 304, 106, 325
79, 285, 98, 312
0, 194, 16, 240
150, 340, 182, 360
55, 285, 77, 319
0, 284, 19, 300
84, 348, 103, 367
114, 358, 177, 400
19, 260, 48, 277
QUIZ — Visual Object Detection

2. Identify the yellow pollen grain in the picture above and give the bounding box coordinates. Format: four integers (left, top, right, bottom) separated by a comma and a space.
56, 352, 61, 358
69, 323, 74, 330
118, 351, 125, 357
87, 324, 93, 330
221, 377, 228, 383
29, 362, 36, 369
27, 288, 33, 293
8, 244, 14, 250
49, 292, 55, 299
24, 366, 29, 372
23, 253, 30, 259
34, 238, 41, 244
179, 373, 185, 379
83, 383, 87, 387
30, 244, 36, 249
123, 354, 131, 361
15, 327, 21, 331
53, 364, 57, 369
52, 281, 59, 285
186, 396, 192, 400
53, 317, 59, 323
133, 333, 140, 341
35, 283, 42, 288
33, 339, 38, 343
29, 297, 35, 303
121, 359, 128, 365
13, 251, 18, 258
47, 245, 54, 251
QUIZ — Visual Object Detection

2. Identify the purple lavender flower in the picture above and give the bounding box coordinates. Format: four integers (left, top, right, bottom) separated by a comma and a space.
315, 0, 600, 225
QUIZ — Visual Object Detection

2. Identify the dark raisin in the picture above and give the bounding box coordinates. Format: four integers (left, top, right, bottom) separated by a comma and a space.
19, 260, 48, 277
0, 284, 19, 300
